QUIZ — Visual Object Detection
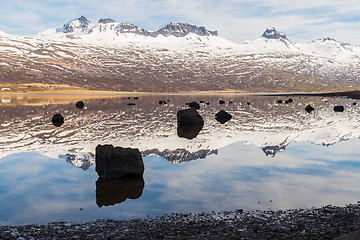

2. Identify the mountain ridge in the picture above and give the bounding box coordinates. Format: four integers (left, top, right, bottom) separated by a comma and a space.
1, 16, 360, 92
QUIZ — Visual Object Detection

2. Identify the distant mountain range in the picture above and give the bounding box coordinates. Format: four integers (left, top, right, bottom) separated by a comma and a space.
0, 16, 360, 92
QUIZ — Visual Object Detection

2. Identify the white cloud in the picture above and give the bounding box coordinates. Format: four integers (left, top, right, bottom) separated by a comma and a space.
0, 0, 360, 44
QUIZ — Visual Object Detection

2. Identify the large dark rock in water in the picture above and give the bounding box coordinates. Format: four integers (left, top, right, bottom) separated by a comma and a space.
177, 108, 204, 139
52, 114, 64, 127
215, 110, 232, 124
334, 106, 344, 112
95, 145, 144, 179
96, 176, 144, 207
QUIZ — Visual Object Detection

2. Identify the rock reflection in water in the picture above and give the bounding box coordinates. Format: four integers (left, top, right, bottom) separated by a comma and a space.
177, 108, 204, 139
96, 176, 145, 207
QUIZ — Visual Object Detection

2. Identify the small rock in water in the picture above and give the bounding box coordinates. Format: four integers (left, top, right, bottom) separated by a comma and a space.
189, 101, 200, 110
305, 105, 315, 113
200, 100, 205, 103
219, 100, 225, 104
134, 97, 139, 100
334, 106, 344, 112
247, 102, 251, 105
288, 98, 294, 103
127, 103, 136, 106
76, 101, 84, 109
52, 114, 64, 127
215, 110, 232, 124
159, 100, 165, 105
177, 108, 204, 139
353, 102, 357, 105
285, 101, 289, 104
205, 102, 210, 105
277, 100, 283, 104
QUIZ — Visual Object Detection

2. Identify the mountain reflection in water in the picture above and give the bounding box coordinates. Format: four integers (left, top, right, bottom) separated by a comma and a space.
1, 94, 360, 167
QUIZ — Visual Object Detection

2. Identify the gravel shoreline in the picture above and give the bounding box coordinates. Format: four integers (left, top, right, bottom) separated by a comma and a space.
1, 204, 360, 239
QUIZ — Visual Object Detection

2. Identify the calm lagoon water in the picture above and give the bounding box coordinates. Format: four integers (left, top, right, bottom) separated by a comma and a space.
0, 94, 360, 225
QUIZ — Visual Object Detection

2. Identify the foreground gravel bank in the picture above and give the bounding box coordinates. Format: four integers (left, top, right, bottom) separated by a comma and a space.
1, 204, 360, 239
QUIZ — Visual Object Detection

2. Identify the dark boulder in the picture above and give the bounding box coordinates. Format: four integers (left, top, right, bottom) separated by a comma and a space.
288, 98, 294, 103
95, 144, 144, 179
177, 108, 204, 139
189, 101, 200, 110
159, 100, 164, 105
52, 114, 64, 127
215, 110, 232, 124
219, 100, 225, 104
305, 105, 315, 113
334, 106, 344, 112
127, 103, 136, 106
353, 102, 357, 105
76, 101, 84, 109
200, 100, 205, 103
247, 102, 251, 105
134, 97, 139, 100
96, 176, 144, 207
277, 100, 283, 104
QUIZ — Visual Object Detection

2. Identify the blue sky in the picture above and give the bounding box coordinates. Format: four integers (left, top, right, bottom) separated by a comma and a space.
1, 0, 360, 44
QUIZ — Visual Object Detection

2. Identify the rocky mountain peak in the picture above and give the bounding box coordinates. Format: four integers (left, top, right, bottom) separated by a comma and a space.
262, 27, 287, 39
98, 18, 116, 24
157, 22, 217, 37
63, 16, 91, 33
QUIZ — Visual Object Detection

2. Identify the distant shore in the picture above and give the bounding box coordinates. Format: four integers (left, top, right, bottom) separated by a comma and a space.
1, 83, 360, 97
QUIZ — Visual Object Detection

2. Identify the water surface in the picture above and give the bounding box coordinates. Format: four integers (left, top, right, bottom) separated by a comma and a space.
0, 94, 360, 225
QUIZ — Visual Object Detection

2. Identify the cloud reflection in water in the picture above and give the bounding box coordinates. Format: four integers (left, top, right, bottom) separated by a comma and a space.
1, 138, 359, 225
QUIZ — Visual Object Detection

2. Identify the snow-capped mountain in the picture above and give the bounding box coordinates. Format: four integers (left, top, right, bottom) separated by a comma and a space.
1, 16, 360, 92
39, 16, 217, 39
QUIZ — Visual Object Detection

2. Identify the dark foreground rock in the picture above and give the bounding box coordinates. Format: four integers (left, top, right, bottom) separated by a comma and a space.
2, 204, 360, 239
95, 144, 144, 179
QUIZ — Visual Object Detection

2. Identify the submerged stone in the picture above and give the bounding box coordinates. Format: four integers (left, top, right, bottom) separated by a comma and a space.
219, 100, 225, 104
